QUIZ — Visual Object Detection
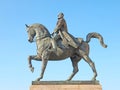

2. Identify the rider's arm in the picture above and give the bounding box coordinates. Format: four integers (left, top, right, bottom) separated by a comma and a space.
54, 19, 63, 33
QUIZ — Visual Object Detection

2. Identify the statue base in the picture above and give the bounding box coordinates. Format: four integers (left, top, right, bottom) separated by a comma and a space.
30, 81, 102, 90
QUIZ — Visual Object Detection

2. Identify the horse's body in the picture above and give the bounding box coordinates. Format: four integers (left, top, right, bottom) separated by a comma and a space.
25, 23, 107, 81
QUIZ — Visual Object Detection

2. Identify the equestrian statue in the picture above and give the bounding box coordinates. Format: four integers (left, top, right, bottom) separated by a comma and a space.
25, 12, 107, 81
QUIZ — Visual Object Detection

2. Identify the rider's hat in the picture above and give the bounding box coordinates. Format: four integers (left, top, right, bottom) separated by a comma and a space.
58, 12, 64, 19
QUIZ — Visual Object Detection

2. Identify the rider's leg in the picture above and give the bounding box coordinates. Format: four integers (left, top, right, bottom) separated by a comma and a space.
48, 38, 61, 56
51, 38, 57, 51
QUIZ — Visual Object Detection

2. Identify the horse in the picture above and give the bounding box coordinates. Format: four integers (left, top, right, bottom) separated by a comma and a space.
25, 23, 107, 81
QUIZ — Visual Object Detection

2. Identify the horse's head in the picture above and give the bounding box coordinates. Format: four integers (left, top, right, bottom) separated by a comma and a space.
25, 23, 51, 43
25, 24, 36, 43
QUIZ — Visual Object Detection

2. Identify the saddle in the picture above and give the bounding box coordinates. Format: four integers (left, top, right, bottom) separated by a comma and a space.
52, 34, 83, 49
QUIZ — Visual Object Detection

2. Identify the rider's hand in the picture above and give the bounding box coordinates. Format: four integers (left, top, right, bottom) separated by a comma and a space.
54, 28, 59, 33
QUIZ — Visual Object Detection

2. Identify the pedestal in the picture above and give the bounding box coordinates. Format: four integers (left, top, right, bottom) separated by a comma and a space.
30, 81, 102, 90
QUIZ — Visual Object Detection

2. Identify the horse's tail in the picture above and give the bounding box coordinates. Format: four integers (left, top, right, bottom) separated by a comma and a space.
86, 32, 107, 48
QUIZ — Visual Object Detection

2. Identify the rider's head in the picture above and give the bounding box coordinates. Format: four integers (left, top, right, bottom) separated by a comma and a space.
58, 12, 64, 19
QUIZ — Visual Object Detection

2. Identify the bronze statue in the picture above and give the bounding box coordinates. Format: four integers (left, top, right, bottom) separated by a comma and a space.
25, 23, 107, 81
53, 12, 80, 49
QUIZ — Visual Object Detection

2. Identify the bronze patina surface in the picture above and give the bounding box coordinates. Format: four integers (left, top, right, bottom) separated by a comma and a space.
32, 80, 100, 85
25, 13, 107, 81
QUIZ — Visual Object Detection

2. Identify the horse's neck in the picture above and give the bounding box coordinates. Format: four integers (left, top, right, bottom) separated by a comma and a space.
35, 28, 51, 40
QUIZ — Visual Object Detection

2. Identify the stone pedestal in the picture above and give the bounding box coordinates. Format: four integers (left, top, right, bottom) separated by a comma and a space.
30, 81, 102, 90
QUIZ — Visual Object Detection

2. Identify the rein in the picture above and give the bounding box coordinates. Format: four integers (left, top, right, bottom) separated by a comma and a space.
36, 34, 51, 41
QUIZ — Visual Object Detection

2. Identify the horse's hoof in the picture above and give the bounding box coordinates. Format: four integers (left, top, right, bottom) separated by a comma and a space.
66, 78, 71, 81
30, 67, 34, 73
35, 78, 40, 81
104, 45, 107, 48
91, 77, 96, 81
35, 77, 42, 81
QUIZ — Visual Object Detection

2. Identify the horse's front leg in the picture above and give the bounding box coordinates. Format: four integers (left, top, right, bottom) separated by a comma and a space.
28, 55, 41, 73
36, 50, 50, 81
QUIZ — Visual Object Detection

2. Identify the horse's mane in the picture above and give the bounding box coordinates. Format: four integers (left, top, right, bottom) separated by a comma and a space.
31, 23, 51, 37
31, 23, 48, 31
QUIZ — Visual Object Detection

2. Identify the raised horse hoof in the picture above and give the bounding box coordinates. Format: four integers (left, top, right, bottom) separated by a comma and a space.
30, 67, 34, 73
104, 44, 107, 48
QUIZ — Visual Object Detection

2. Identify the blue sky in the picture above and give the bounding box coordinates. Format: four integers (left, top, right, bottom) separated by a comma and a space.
0, 0, 120, 90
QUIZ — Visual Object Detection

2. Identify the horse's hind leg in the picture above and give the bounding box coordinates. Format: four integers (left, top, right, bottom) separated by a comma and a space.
67, 56, 81, 81
82, 53, 97, 81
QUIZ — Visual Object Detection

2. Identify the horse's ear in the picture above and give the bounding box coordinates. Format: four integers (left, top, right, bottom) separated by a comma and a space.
25, 24, 29, 28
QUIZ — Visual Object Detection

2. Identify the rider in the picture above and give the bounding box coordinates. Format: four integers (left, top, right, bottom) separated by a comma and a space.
53, 12, 79, 49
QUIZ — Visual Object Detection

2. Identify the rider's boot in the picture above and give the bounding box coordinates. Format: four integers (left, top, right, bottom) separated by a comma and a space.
49, 38, 61, 56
